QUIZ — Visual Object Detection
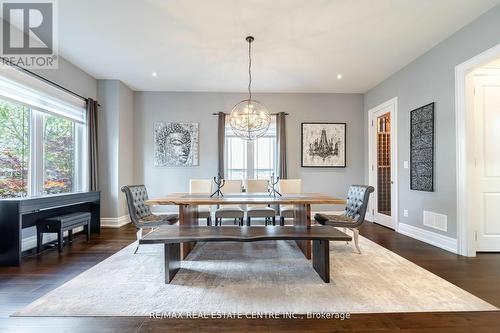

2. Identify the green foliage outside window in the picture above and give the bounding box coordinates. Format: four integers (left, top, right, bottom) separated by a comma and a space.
43, 115, 75, 194
0, 101, 29, 198
0, 99, 76, 198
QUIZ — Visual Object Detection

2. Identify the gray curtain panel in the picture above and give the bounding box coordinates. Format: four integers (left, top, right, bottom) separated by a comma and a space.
87, 98, 99, 191
276, 112, 287, 179
218, 112, 226, 178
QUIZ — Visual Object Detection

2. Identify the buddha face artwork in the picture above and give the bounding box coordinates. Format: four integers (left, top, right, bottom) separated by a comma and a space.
154, 122, 199, 166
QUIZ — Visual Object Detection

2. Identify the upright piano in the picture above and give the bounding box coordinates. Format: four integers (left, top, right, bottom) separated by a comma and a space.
0, 191, 100, 266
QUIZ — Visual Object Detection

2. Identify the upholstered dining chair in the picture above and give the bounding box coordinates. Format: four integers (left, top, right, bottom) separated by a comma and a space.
214, 180, 244, 226
245, 179, 276, 226
278, 179, 302, 226
314, 185, 374, 254
189, 179, 213, 226
121, 185, 178, 254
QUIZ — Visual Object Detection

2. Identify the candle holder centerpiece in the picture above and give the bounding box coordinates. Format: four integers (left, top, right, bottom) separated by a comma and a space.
269, 173, 282, 197
210, 173, 225, 197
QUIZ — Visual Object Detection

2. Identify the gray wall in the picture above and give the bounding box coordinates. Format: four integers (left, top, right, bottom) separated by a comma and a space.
364, 5, 500, 238
32, 56, 97, 99
134, 92, 364, 212
97, 80, 135, 218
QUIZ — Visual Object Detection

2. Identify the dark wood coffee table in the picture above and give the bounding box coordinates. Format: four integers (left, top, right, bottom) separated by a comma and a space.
139, 226, 351, 283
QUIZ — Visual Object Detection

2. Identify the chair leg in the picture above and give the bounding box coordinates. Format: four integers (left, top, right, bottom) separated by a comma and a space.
234, 218, 237, 225
353, 228, 361, 254
68, 229, 73, 244
240, 218, 244, 226
246, 217, 251, 227
207, 216, 211, 226
272, 216, 276, 226
280, 216, 285, 226
134, 228, 142, 254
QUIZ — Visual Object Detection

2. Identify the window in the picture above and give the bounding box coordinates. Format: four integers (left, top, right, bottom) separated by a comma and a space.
0, 71, 87, 198
43, 114, 75, 194
0, 100, 30, 198
225, 118, 277, 181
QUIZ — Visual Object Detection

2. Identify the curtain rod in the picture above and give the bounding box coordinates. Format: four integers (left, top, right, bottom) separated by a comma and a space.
212, 112, 289, 116
1, 57, 100, 107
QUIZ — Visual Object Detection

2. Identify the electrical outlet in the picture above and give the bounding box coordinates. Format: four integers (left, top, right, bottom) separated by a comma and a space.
403, 209, 409, 217
403, 161, 409, 169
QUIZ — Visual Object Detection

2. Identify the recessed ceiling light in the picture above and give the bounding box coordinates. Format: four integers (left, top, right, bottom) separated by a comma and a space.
337, 74, 342, 79
152, 72, 158, 77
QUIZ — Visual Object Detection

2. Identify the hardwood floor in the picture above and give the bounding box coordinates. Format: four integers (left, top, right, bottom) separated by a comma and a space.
0, 222, 498, 332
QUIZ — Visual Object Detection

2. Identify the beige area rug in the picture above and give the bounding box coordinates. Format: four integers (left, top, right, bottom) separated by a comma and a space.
14, 233, 497, 316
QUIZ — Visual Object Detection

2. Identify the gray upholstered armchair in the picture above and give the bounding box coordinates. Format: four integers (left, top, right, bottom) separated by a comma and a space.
121, 185, 178, 254
314, 185, 374, 254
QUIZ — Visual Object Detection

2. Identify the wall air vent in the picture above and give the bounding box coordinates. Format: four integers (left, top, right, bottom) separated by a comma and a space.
423, 211, 448, 232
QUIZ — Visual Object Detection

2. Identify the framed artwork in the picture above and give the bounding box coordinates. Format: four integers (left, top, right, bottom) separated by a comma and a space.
301, 122, 346, 168
154, 122, 199, 167
410, 103, 434, 191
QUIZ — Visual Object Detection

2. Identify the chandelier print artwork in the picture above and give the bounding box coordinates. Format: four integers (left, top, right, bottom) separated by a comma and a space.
228, 36, 271, 140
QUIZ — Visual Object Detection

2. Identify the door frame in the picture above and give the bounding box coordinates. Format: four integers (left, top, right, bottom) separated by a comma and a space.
367, 97, 399, 231
455, 43, 500, 257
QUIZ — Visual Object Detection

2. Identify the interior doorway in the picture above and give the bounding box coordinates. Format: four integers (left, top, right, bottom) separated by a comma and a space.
456, 43, 500, 256
368, 98, 398, 230
470, 60, 500, 252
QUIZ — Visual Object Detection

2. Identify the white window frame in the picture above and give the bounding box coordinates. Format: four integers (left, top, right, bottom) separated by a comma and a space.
0, 69, 88, 198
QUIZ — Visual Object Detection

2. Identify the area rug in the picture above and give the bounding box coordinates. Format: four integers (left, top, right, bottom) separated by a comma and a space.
14, 233, 497, 316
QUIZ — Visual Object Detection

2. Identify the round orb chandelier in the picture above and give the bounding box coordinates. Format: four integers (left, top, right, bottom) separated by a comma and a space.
228, 36, 271, 140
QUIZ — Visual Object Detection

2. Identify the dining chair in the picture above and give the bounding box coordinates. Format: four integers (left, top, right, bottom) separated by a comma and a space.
314, 185, 374, 254
214, 180, 244, 226
189, 179, 213, 226
278, 179, 302, 226
121, 185, 178, 254
245, 179, 276, 226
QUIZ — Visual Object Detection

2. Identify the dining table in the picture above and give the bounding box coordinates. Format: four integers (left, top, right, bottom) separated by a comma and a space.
145, 192, 346, 260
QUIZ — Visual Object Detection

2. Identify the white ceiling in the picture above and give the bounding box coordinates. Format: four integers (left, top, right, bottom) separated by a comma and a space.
58, 0, 500, 93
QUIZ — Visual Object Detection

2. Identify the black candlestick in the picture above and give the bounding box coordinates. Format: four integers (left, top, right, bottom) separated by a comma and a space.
269, 173, 282, 197
210, 173, 225, 197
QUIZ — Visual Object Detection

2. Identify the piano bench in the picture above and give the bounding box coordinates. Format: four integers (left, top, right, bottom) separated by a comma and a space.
36, 212, 91, 254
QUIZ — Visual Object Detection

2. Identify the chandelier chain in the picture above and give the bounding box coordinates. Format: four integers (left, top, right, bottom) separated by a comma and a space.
248, 38, 252, 101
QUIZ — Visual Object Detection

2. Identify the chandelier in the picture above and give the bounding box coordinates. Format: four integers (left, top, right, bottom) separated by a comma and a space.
228, 36, 271, 140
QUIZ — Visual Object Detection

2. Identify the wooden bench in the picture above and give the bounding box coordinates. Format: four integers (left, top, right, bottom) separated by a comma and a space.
139, 226, 352, 283
36, 212, 91, 253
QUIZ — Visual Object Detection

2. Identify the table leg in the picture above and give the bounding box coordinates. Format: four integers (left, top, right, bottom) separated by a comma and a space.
312, 239, 330, 283
164, 243, 180, 284
293, 204, 312, 259
90, 201, 101, 234
179, 204, 198, 259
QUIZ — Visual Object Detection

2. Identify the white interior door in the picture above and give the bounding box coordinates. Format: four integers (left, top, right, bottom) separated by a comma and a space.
473, 73, 500, 251
369, 102, 396, 229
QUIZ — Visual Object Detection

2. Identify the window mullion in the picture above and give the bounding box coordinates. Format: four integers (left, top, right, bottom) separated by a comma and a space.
29, 110, 44, 196
247, 140, 254, 180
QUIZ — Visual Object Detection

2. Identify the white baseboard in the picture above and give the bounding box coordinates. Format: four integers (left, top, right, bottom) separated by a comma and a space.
101, 215, 131, 228
398, 222, 458, 254
22, 227, 84, 251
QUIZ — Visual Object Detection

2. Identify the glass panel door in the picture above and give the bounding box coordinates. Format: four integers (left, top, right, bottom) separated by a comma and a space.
377, 112, 391, 216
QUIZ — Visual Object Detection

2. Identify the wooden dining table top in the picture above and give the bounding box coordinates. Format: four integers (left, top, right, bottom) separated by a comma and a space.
145, 192, 346, 206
